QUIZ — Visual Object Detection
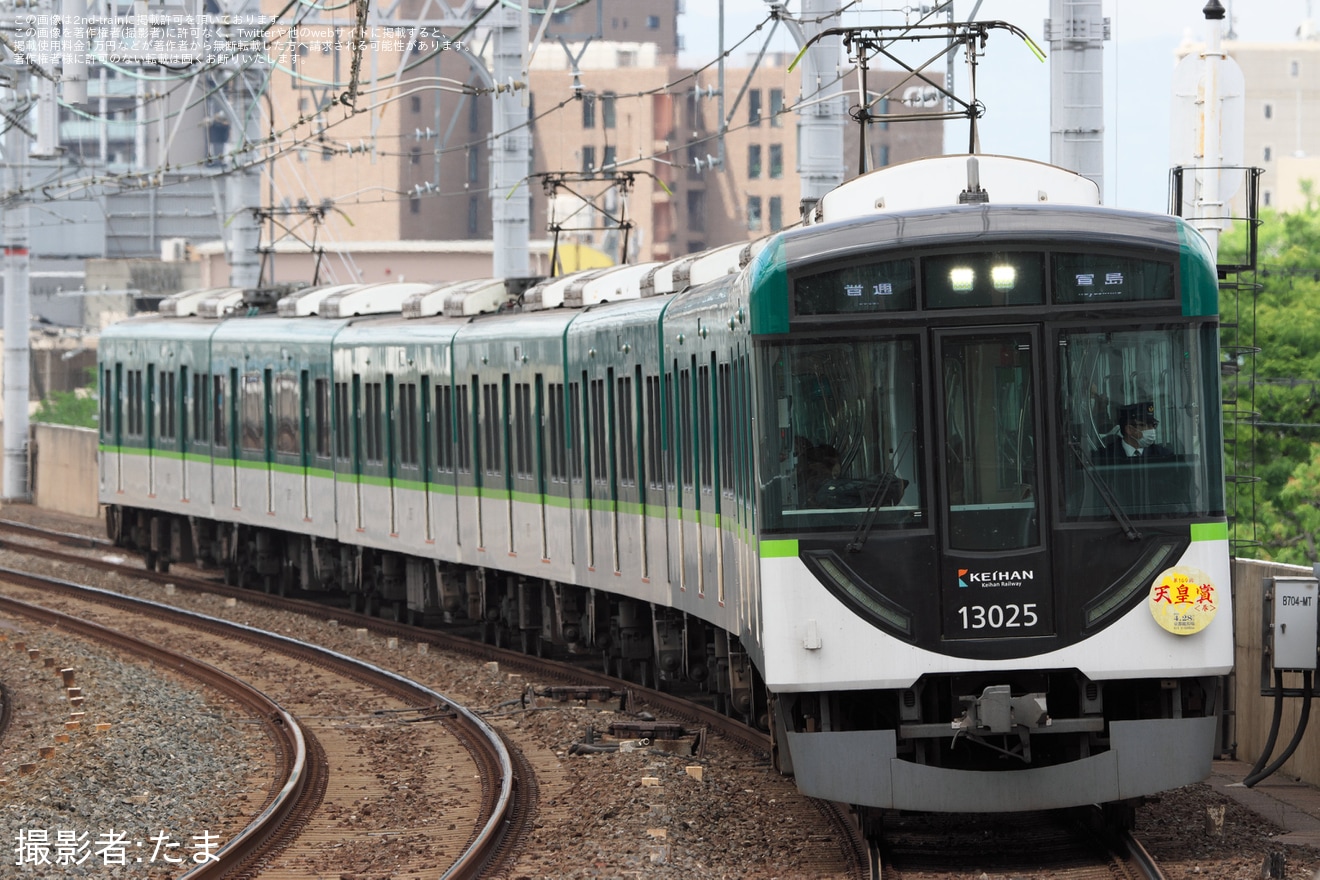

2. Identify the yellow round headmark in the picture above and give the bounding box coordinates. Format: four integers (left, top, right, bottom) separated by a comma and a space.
1149, 566, 1218, 635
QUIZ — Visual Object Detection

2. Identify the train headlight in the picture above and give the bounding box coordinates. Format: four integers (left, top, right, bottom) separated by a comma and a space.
991, 265, 1017, 290
949, 267, 975, 291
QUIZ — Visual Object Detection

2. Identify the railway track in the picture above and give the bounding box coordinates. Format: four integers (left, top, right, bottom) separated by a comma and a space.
876, 806, 1166, 880
0, 591, 311, 878
0, 556, 525, 879
0, 515, 872, 878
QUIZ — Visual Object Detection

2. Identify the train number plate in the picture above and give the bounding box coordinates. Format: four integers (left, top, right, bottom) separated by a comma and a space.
942, 560, 1053, 639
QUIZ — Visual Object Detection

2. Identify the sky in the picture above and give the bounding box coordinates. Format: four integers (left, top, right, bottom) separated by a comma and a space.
677, 0, 1315, 212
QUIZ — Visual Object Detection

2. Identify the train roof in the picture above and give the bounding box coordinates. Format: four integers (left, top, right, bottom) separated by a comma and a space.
778, 201, 1194, 272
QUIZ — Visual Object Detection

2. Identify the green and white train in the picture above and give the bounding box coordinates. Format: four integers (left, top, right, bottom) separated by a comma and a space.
100, 155, 1233, 814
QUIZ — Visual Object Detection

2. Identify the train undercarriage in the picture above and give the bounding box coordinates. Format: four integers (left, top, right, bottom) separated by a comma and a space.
108, 505, 770, 730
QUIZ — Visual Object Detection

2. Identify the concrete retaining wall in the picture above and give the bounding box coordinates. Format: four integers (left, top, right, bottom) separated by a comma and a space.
32, 423, 100, 519
1232, 558, 1320, 785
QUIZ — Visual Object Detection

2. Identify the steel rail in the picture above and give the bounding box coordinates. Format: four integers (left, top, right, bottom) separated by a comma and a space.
0, 590, 309, 879
0, 563, 519, 880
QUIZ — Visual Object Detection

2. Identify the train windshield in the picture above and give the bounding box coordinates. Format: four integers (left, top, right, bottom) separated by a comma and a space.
757, 337, 924, 532
1058, 325, 1225, 520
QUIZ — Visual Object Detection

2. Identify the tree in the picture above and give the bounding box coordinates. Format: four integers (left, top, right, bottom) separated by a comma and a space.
1219, 190, 1320, 563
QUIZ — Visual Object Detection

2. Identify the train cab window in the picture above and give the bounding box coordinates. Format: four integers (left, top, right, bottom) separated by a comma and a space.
240, 372, 265, 452
940, 333, 1039, 552
758, 338, 922, 533
275, 372, 298, 455
1059, 326, 1224, 520
923, 252, 1045, 309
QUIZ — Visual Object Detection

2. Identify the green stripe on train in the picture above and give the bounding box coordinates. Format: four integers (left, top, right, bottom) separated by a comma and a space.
1190, 522, 1229, 542
759, 539, 799, 558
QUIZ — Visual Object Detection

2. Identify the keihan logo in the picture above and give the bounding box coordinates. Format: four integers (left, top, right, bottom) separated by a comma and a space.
958, 569, 969, 588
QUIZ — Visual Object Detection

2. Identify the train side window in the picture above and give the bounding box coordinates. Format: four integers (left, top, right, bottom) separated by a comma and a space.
664, 368, 676, 490
547, 382, 567, 483
589, 378, 608, 484
125, 369, 142, 437
645, 375, 663, 491
455, 383, 472, 473
616, 374, 635, 487
240, 372, 264, 452
213, 375, 227, 448
718, 361, 733, 494
569, 381, 583, 483
275, 372, 298, 455
162, 370, 177, 442
514, 381, 533, 479
102, 368, 114, 440
482, 382, 502, 476
698, 360, 712, 491
333, 381, 350, 459
193, 372, 209, 447
314, 378, 330, 458
364, 381, 383, 463
399, 382, 418, 467
678, 367, 692, 491
434, 384, 454, 472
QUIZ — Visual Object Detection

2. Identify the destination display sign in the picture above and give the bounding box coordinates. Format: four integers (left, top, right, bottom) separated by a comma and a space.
1053, 253, 1174, 304
793, 258, 916, 315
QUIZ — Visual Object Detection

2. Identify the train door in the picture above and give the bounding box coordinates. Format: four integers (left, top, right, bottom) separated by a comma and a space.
934, 326, 1053, 642
227, 368, 239, 506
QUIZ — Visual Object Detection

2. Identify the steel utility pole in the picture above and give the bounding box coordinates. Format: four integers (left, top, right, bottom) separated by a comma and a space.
778, 0, 845, 215
2, 121, 30, 501
490, 2, 531, 279
1045, 0, 1109, 194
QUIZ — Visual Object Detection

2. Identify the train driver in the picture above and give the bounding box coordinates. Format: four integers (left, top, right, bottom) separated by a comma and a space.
1094, 401, 1175, 462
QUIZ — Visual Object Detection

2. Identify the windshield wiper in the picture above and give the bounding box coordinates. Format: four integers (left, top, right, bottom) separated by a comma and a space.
848, 432, 915, 553
1067, 437, 1143, 541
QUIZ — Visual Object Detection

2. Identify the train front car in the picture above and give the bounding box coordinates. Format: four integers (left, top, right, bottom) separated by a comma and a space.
751, 157, 1231, 815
